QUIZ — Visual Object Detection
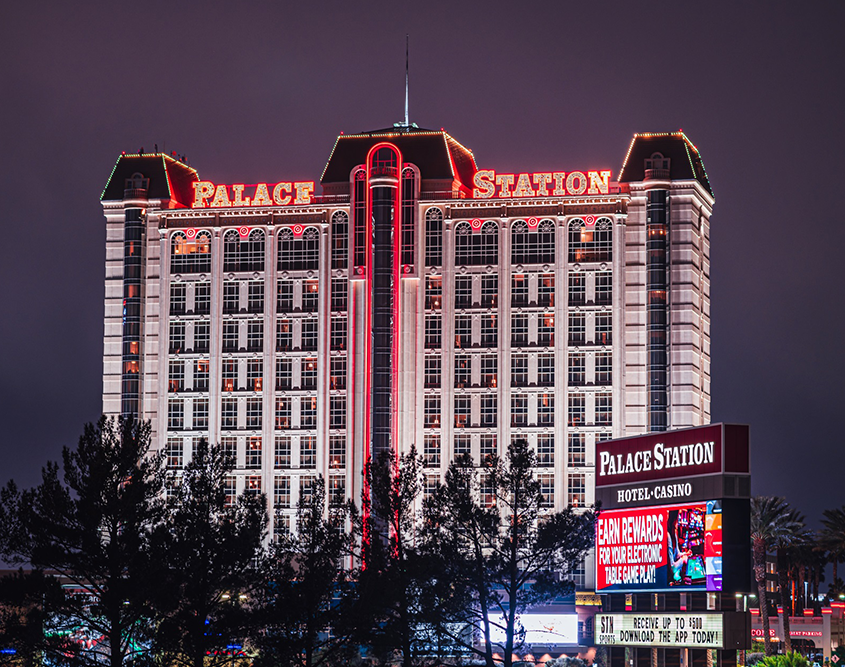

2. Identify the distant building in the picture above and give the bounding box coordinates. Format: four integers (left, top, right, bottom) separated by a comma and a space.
100, 126, 714, 586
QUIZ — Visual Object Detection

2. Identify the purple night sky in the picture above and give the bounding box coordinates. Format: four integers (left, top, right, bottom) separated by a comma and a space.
1, 0, 843, 525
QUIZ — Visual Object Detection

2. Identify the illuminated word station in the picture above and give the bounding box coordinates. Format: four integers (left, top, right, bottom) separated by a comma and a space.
594, 424, 752, 667
101, 126, 714, 657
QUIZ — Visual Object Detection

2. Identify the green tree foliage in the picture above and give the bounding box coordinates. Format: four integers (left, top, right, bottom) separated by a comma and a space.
0, 417, 165, 667
755, 652, 810, 667
151, 440, 266, 667
253, 476, 356, 667
422, 440, 596, 667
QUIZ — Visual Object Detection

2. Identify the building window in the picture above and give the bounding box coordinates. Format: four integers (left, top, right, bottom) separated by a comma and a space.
481, 275, 498, 308
511, 273, 528, 307
568, 473, 586, 507
539, 474, 554, 508
454, 354, 471, 389
455, 315, 472, 349
170, 283, 186, 316
424, 397, 441, 428
425, 315, 442, 349
276, 319, 293, 352
568, 313, 585, 345
222, 359, 238, 392
537, 434, 554, 467
329, 475, 346, 507
245, 436, 262, 468
274, 476, 290, 509
194, 282, 211, 315
275, 436, 291, 468
274, 513, 291, 539
538, 314, 555, 347
329, 435, 345, 469
596, 352, 612, 385
455, 221, 498, 266
330, 357, 346, 391
481, 314, 497, 347
192, 398, 209, 430
301, 318, 318, 352
424, 474, 439, 501
481, 354, 497, 388
276, 358, 292, 391
511, 314, 528, 347
568, 394, 585, 426
424, 355, 441, 388
193, 359, 209, 391
169, 321, 185, 354
511, 395, 528, 427
299, 476, 316, 504
538, 274, 555, 308
171, 231, 212, 274
330, 396, 346, 429
275, 398, 292, 430
331, 278, 347, 311
596, 271, 612, 305
537, 393, 554, 426
300, 436, 316, 469
248, 281, 264, 313
166, 438, 183, 469
224, 229, 265, 273
224, 476, 236, 506
193, 322, 209, 354
246, 398, 262, 429
568, 353, 585, 386
277, 280, 294, 312
302, 279, 319, 313
168, 399, 184, 430
511, 353, 528, 387
596, 392, 612, 425
596, 313, 612, 345
568, 272, 585, 306
568, 218, 612, 263
247, 320, 263, 352
278, 227, 319, 272
331, 318, 347, 351
480, 396, 497, 427
222, 322, 239, 353
424, 434, 440, 468
480, 474, 495, 508
480, 434, 497, 464
331, 211, 349, 269
168, 360, 185, 393
245, 476, 261, 496
454, 434, 471, 459
221, 398, 237, 430
537, 353, 554, 387
568, 432, 585, 467
221, 437, 237, 464
300, 397, 317, 429
454, 396, 470, 429
426, 276, 442, 310
425, 207, 443, 266
453, 275, 470, 309
301, 358, 317, 390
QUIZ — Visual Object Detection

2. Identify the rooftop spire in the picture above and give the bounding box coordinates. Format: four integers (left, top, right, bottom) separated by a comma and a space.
404, 34, 409, 128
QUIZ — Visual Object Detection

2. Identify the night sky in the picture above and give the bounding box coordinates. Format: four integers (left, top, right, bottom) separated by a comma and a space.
2, 1, 843, 527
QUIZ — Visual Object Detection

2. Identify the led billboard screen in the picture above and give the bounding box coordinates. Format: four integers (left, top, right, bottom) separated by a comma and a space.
596, 500, 723, 592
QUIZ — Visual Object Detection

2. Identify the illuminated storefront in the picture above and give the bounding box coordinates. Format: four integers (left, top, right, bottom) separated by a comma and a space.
100, 126, 714, 575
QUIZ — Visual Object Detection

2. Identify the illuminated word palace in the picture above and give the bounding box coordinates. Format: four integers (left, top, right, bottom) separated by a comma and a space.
100, 127, 714, 586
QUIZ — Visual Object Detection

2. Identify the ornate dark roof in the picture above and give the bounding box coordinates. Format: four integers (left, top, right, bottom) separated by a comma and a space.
618, 131, 712, 197
101, 153, 199, 205
320, 127, 478, 188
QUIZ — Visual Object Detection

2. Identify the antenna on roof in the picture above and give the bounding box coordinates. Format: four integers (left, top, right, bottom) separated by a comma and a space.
404, 34, 409, 128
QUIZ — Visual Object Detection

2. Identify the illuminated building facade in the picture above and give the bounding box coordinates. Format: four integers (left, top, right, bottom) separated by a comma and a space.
100, 127, 714, 575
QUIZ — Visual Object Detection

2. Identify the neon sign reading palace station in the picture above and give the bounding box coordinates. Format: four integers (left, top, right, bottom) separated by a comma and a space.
189, 169, 613, 209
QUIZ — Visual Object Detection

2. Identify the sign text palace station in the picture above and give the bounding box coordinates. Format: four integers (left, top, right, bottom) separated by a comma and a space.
595, 424, 752, 667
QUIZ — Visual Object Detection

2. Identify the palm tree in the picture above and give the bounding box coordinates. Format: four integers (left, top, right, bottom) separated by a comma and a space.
820, 507, 845, 594
751, 496, 794, 656
773, 509, 809, 654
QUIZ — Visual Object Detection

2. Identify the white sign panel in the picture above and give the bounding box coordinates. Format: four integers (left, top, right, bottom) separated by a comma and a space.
596, 613, 724, 648
486, 613, 579, 646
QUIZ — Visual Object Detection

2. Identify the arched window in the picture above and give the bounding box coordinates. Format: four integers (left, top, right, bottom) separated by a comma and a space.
401, 167, 416, 266
278, 227, 320, 272
223, 229, 265, 273
455, 220, 498, 266
510, 220, 529, 264
331, 211, 349, 269
425, 207, 443, 266
171, 230, 211, 274
568, 218, 612, 263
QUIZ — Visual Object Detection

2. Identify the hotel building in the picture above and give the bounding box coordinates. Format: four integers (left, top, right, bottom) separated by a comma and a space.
100, 126, 714, 578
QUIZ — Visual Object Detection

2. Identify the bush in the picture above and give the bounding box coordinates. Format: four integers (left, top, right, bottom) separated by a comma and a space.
746, 653, 765, 666
756, 653, 810, 667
